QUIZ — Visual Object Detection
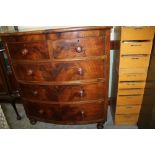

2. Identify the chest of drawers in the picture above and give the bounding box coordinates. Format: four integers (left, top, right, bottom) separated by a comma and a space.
0, 27, 111, 128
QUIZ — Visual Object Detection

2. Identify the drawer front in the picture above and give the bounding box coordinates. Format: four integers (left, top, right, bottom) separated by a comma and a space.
117, 95, 143, 105
51, 37, 105, 59
118, 89, 144, 95
119, 68, 148, 74
7, 42, 49, 61
118, 82, 146, 89
119, 73, 147, 81
20, 82, 105, 102
120, 41, 153, 55
13, 60, 105, 82
24, 101, 106, 123
116, 105, 141, 114
115, 114, 139, 125
119, 55, 150, 68
121, 27, 154, 40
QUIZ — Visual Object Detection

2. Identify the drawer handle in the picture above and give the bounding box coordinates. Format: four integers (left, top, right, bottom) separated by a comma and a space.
75, 46, 83, 53
131, 57, 139, 59
131, 45, 141, 47
38, 109, 44, 114
33, 91, 38, 95
21, 48, 28, 55
27, 69, 33, 76
81, 111, 85, 119
79, 89, 85, 97
126, 106, 133, 109
77, 67, 83, 75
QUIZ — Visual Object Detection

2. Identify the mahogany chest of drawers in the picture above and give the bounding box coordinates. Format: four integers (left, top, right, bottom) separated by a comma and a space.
0, 27, 111, 128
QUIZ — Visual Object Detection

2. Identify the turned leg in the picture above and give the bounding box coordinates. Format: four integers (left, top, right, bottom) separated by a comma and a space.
11, 99, 22, 120
97, 122, 104, 129
29, 118, 37, 125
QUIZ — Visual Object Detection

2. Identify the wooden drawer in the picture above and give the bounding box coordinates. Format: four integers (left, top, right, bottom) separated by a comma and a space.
119, 68, 148, 74
119, 73, 147, 81
7, 42, 49, 61
118, 81, 146, 89
24, 100, 106, 124
20, 82, 105, 102
51, 37, 105, 59
116, 105, 141, 114
118, 89, 144, 95
120, 41, 153, 55
119, 55, 150, 69
13, 59, 105, 82
115, 114, 139, 125
121, 27, 154, 40
117, 95, 143, 105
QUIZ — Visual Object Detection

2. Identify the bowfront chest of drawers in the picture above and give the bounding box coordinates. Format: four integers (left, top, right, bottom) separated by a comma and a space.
0, 27, 111, 128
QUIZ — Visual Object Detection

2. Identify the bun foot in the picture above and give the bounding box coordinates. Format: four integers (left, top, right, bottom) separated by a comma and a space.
30, 119, 37, 125
97, 122, 104, 129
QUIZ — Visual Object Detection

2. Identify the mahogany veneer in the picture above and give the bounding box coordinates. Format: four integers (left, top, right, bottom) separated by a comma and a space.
0, 27, 111, 128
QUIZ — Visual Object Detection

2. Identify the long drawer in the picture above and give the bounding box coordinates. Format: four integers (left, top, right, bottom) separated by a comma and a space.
117, 95, 143, 105
120, 41, 153, 55
118, 81, 146, 89
118, 89, 144, 95
115, 114, 139, 125
13, 59, 105, 82
20, 82, 105, 102
51, 37, 105, 59
119, 55, 150, 69
121, 27, 154, 40
119, 73, 147, 81
24, 100, 106, 124
116, 105, 141, 114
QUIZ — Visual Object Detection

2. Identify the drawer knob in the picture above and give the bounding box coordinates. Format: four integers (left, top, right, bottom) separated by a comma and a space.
81, 111, 85, 119
79, 89, 85, 97
33, 91, 38, 95
75, 46, 83, 53
39, 109, 44, 114
77, 67, 83, 75
27, 69, 33, 76
21, 48, 28, 55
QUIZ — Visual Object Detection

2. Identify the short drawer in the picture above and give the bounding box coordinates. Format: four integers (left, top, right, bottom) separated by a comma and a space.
116, 105, 141, 114
20, 82, 105, 102
13, 59, 105, 82
120, 41, 153, 55
24, 100, 106, 124
119, 55, 150, 69
115, 114, 139, 125
118, 89, 144, 95
118, 81, 146, 89
119, 68, 148, 74
117, 95, 143, 105
7, 42, 49, 61
119, 73, 147, 81
121, 27, 154, 40
51, 37, 105, 59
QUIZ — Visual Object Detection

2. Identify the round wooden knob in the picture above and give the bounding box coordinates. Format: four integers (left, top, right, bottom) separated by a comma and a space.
39, 109, 44, 114
33, 91, 38, 95
21, 48, 28, 55
75, 46, 83, 53
79, 89, 85, 97
27, 69, 33, 76
77, 67, 83, 75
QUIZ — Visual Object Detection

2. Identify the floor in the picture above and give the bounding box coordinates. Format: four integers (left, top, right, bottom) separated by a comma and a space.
1, 104, 138, 129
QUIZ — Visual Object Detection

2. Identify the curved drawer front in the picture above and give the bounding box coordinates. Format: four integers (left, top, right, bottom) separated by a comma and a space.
51, 37, 105, 59
7, 42, 49, 61
13, 60, 105, 82
20, 82, 105, 102
24, 101, 105, 123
